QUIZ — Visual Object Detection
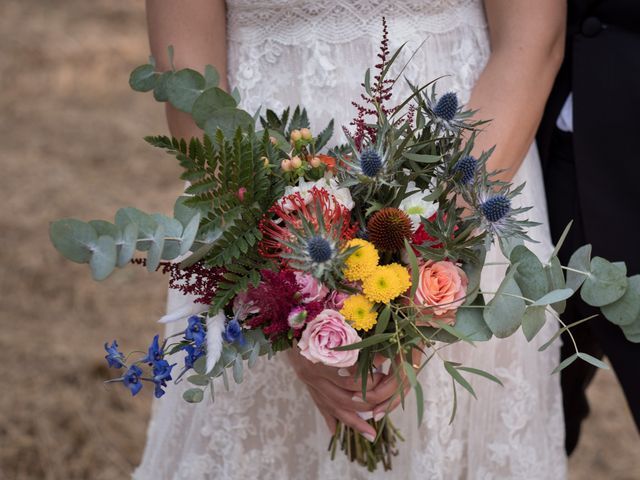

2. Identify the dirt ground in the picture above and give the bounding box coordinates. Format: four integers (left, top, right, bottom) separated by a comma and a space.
0, 1, 637, 479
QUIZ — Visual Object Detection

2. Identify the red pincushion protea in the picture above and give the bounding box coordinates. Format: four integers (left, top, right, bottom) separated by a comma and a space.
258, 187, 358, 262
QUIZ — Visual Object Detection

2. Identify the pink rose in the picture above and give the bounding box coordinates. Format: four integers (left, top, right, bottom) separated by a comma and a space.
325, 290, 349, 310
295, 272, 329, 303
298, 309, 361, 367
414, 260, 468, 327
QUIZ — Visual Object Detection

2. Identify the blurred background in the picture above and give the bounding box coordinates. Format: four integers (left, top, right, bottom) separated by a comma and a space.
0, 1, 637, 479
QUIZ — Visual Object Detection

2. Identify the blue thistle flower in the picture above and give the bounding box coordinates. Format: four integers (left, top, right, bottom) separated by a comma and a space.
104, 340, 125, 369
433, 92, 458, 121
122, 365, 143, 396
307, 236, 333, 263
185, 316, 206, 348
454, 155, 478, 184
359, 148, 383, 177
480, 195, 511, 222
223, 318, 245, 346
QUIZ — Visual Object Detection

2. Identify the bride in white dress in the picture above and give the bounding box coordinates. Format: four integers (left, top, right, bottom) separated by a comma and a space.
136, 1, 567, 478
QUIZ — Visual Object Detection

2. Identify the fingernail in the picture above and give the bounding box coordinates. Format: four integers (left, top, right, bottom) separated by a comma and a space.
352, 394, 365, 403
337, 368, 350, 377
363, 433, 376, 443
380, 359, 392, 375
357, 411, 373, 420
374, 412, 385, 421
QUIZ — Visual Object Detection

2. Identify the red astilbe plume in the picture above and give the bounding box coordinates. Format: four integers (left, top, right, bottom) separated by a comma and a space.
244, 269, 300, 340
348, 17, 396, 149
258, 187, 358, 262
131, 258, 225, 305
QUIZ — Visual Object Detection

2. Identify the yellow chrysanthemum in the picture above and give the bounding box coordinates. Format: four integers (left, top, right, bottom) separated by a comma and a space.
340, 295, 378, 331
387, 263, 412, 298
363, 265, 403, 304
343, 238, 379, 281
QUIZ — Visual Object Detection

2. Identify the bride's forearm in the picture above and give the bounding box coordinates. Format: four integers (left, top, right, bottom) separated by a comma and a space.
146, 0, 228, 140
467, 0, 566, 181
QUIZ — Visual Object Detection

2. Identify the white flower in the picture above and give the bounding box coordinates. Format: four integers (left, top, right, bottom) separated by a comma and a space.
399, 181, 437, 230
280, 176, 354, 212
158, 300, 208, 324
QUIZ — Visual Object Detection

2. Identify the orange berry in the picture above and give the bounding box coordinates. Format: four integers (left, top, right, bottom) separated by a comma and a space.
291, 156, 302, 169
281, 159, 292, 172
300, 128, 312, 140
310, 156, 321, 168
290, 129, 302, 142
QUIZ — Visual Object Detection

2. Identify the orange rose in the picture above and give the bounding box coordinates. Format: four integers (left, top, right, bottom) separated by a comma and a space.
414, 260, 468, 327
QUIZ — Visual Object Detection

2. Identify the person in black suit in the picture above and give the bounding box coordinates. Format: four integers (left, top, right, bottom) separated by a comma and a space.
537, 0, 640, 455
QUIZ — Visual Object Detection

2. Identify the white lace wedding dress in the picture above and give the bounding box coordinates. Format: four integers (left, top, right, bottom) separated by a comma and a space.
134, 1, 566, 478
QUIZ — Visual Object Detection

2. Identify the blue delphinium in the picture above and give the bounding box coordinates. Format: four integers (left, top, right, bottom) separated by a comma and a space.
185, 315, 206, 348
183, 344, 205, 370
307, 236, 333, 263
223, 318, 245, 346
104, 340, 125, 369
433, 92, 458, 121
480, 195, 511, 223
359, 148, 383, 177
140, 334, 163, 366
122, 365, 143, 396
151, 359, 175, 398
454, 155, 478, 185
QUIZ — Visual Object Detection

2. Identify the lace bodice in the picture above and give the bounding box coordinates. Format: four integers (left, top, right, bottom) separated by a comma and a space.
134, 1, 566, 479
227, 0, 490, 139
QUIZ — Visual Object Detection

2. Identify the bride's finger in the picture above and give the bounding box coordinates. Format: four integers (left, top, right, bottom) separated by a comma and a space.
328, 368, 384, 392
357, 367, 406, 405
311, 378, 376, 412
372, 383, 412, 417
308, 388, 337, 434
327, 406, 377, 440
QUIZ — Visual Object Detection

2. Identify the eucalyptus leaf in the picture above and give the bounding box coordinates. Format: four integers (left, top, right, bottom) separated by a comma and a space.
531, 288, 574, 307
580, 257, 628, 307
498, 235, 523, 259
566, 244, 591, 291
454, 301, 492, 341
153, 71, 172, 102
521, 305, 546, 342
49, 219, 97, 263
192, 87, 237, 128
117, 222, 138, 267
601, 275, 640, 326
115, 207, 158, 251
180, 213, 201, 255
204, 64, 220, 88
129, 64, 157, 92
90, 235, 117, 280
621, 317, 640, 343
545, 256, 567, 314
462, 245, 486, 305
187, 374, 211, 386
88, 220, 121, 239
203, 108, 254, 139
193, 356, 207, 375
166, 68, 205, 113
483, 270, 526, 338
232, 355, 244, 383
183, 388, 204, 403
511, 245, 548, 301
146, 224, 165, 272
152, 214, 183, 260
173, 196, 200, 228
550, 220, 573, 259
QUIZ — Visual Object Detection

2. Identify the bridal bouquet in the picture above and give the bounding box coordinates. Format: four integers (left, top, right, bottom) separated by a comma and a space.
50, 21, 640, 471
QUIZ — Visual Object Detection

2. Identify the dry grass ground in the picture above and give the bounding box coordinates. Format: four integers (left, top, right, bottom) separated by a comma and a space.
0, 1, 637, 479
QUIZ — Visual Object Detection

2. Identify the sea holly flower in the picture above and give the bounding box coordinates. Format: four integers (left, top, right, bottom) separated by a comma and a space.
104, 340, 125, 369
358, 147, 383, 177
480, 195, 511, 222
140, 334, 163, 366
222, 318, 246, 346
122, 365, 143, 396
185, 316, 206, 348
454, 155, 478, 185
424, 88, 468, 132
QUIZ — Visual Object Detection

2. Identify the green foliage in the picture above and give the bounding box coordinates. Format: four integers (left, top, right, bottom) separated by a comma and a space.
483, 270, 526, 338
580, 256, 628, 307
49, 203, 201, 280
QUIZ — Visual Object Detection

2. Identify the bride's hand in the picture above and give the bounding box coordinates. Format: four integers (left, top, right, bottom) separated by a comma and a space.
287, 348, 385, 441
